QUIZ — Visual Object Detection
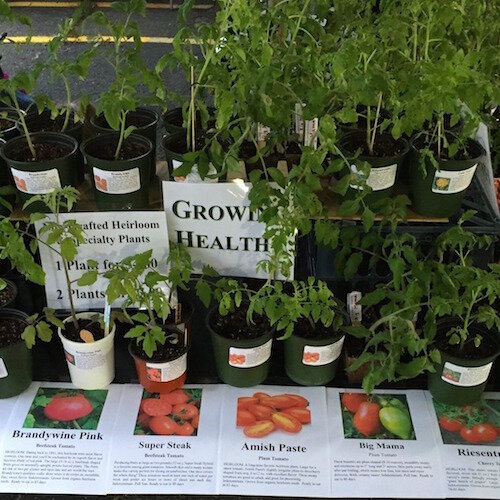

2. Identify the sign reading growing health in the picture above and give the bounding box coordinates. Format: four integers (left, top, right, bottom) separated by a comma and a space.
162, 181, 292, 279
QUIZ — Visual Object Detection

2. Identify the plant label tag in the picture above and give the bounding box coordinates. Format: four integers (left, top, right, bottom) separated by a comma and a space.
277, 160, 289, 177
0, 358, 8, 378
431, 164, 477, 194
172, 159, 218, 183
347, 291, 362, 324
146, 353, 187, 382
228, 339, 272, 368
93, 166, 141, 194
257, 123, 270, 142
226, 160, 248, 181
295, 103, 304, 141
350, 163, 397, 191
304, 118, 318, 149
175, 303, 182, 324
303, 337, 345, 366
441, 361, 493, 387
10, 167, 61, 195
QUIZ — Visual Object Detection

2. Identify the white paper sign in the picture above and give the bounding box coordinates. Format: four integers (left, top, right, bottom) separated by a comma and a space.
217, 385, 331, 497
0, 382, 122, 495
327, 388, 446, 498
163, 181, 292, 279
425, 391, 500, 499
35, 211, 170, 310
108, 384, 222, 495
0, 395, 19, 450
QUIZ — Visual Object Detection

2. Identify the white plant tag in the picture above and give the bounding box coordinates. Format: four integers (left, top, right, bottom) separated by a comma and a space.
304, 118, 319, 149
347, 291, 362, 324
172, 160, 218, 183
441, 361, 492, 387
93, 167, 141, 194
228, 339, 272, 368
0, 358, 8, 378
303, 337, 345, 366
146, 353, 187, 382
432, 164, 477, 194
11, 167, 61, 194
295, 103, 304, 142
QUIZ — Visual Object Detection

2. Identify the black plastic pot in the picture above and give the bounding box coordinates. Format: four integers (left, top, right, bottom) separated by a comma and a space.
0, 138, 11, 189
0, 132, 80, 211
284, 330, 344, 386
0, 309, 32, 399
163, 107, 215, 136
428, 321, 500, 406
91, 108, 159, 180
0, 107, 22, 142
409, 138, 485, 217
19, 109, 85, 184
339, 131, 409, 206
206, 306, 274, 387
81, 132, 153, 210
161, 132, 218, 182
0, 279, 18, 309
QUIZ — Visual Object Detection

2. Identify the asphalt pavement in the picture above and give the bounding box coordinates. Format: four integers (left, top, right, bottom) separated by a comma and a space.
1, 1, 215, 106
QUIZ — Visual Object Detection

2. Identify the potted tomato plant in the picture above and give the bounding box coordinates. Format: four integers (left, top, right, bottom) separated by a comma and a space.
427, 211, 500, 405
81, 0, 164, 209
13, 187, 117, 389
98, 245, 194, 393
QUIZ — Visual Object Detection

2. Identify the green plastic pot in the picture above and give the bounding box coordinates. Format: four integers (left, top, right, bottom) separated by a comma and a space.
91, 108, 159, 180
206, 306, 274, 387
409, 138, 485, 217
428, 321, 500, 406
339, 131, 409, 206
81, 132, 152, 210
284, 330, 344, 386
0, 132, 79, 212
20, 109, 85, 185
0, 309, 32, 399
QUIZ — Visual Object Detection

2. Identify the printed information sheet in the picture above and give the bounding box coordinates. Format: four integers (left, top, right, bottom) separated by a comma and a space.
108, 384, 222, 494
217, 385, 331, 497
425, 391, 500, 499
327, 388, 445, 498
0, 382, 122, 494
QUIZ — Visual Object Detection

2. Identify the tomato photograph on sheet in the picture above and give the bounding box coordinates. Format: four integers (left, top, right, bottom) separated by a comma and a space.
23, 387, 108, 430
236, 392, 312, 438
340, 393, 416, 440
433, 399, 500, 446
134, 388, 202, 436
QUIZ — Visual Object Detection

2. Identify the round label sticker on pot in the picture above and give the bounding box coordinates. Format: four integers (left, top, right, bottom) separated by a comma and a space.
229, 339, 272, 368
93, 166, 141, 194
0, 358, 8, 378
350, 163, 397, 192
302, 336, 345, 366
441, 361, 492, 387
172, 160, 218, 183
431, 164, 477, 195
11, 167, 61, 194
146, 353, 187, 382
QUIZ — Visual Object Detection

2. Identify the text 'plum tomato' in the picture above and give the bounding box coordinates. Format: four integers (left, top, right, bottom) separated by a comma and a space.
353, 402, 382, 436
44, 394, 93, 422
439, 416, 464, 433
243, 420, 275, 438
272, 412, 302, 433
148, 416, 179, 435
142, 398, 172, 417
237, 409, 256, 426
172, 403, 198, 420
342, 393, 368, 414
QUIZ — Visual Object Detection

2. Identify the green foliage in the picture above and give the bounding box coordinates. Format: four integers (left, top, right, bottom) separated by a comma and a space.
101, 244, 193, 358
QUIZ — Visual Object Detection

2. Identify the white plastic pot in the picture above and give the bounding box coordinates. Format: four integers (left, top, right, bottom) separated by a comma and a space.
58, 312, 116, 390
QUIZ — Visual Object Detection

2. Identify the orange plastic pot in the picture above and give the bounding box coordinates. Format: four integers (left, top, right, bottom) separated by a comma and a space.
131, 348, 187, 394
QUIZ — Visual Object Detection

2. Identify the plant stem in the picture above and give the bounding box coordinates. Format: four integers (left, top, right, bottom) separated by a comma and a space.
370, 92, 383, 154
460, 289, 478, 352
190, 66, 195, 153
11, 90, 36, 159
114, 110, 126, 160
412, 22, 418, 61
437, 117, 442, 160
61, 75, 72, 133
366, 105, 372, 155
